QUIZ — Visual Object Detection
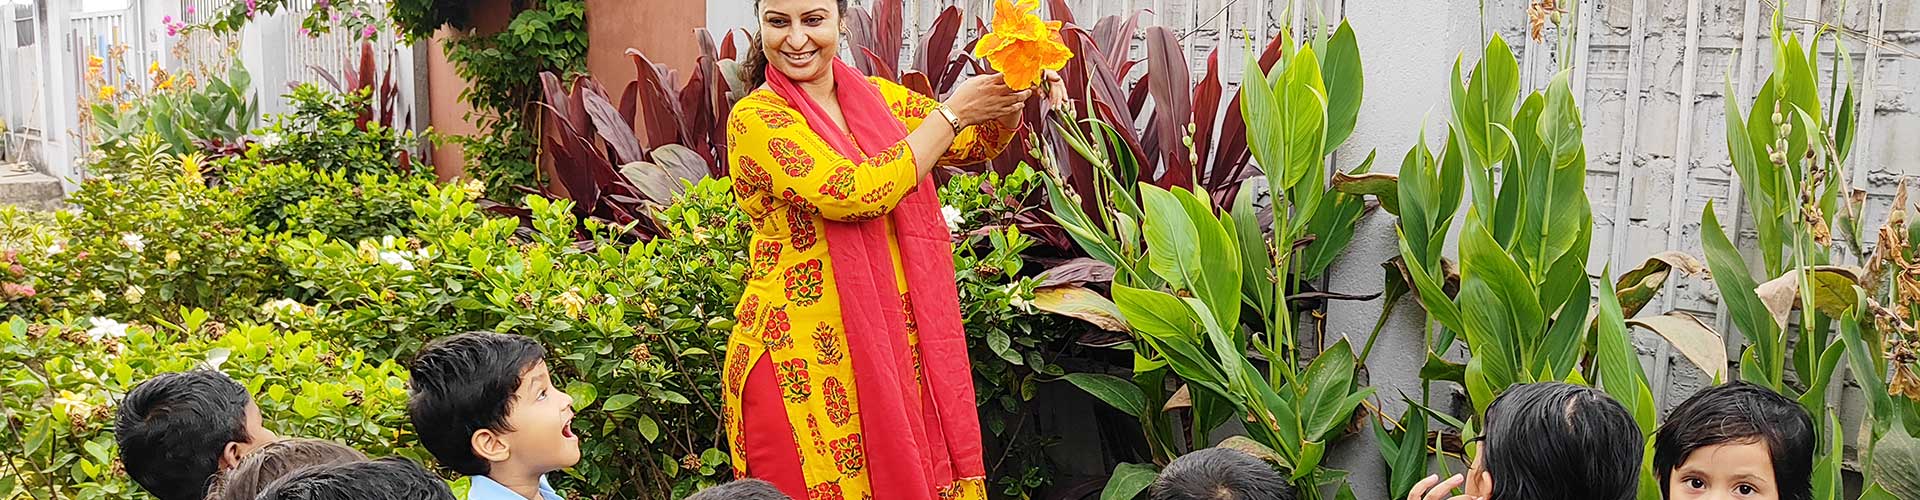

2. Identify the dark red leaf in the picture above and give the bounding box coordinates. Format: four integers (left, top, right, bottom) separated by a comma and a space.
627, 48, 685, 150
579, 78, 646, 165
1192, 48, 1225, 176
1145, 26, 1193, 189
873, 0, 903, 74
861, 47, 899, 81
1038, 258, 1118, 288
900, 71, 934, 99
915, 6, 965, 96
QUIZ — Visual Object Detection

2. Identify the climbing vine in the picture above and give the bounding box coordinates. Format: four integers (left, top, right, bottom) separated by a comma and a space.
421, 0, 589, 199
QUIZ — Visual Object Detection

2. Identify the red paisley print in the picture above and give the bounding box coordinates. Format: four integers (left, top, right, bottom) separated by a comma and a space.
857, 182, 896, 205
737, 156, 773, 191
787, 206, 819, 250
755, 108, 799, 129
813, 323, 844, 365
737, 295, 762, 330
724, 343, 752, 394
806, 415, 828, 449
829, 434, 867, 477
762, 306, 793, 351
784, 259, 825, 306
819, 165, 857, 201
808, 482, 847, 500
751, 242, 783, 280
780, 188, 820, 215
770, 137, 816, 177
776, 358, 811, 403
823, 377, 853, 426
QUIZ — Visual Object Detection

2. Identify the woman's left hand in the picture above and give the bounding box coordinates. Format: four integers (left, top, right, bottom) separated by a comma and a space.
1040, 70, 1068, 109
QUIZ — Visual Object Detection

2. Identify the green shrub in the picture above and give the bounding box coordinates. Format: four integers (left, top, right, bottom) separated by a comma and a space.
276, 179, 741, 498
10, 142, 282, 323
256, 84, 419, 177
0, 312, 417, 500
227, 157, 436, 243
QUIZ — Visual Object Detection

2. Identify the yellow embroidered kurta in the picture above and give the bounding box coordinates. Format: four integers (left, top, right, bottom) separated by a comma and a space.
721, 77, 1016, 500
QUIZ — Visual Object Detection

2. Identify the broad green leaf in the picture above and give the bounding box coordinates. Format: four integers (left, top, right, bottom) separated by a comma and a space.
1457, 211, 1539, 387
1594, 270, 1657, 435
1451, 34, 1520, 169
1232, 185, 1274, 311
1300, 339, 1359, 440
565, 381, 599, 409
1279, 46, 1330, 194
1101, 463, 1160, 500
603, 394, 641, 412
1140, 184, 1203, 294
637, 414, 661, 442
1701, 202, 1782, 387
1171, 185, 1242, 330
1839, 304, 1894, 437
1063, 373, 1148, 419
1537, 271, 1593, 381
1396, 230, 1465, 334
1795, 340, 1847, 421
1321, 20, 1364, 149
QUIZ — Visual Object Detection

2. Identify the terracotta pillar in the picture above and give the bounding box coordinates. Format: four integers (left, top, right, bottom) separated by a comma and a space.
585, 0, 709, 87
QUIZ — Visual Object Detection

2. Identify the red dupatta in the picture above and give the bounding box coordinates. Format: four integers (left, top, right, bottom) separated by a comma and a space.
764, 60, 983, 499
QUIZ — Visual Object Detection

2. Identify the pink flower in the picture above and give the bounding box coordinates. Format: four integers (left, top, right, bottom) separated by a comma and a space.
186, 5, 194, 15
299, 27, 310, 36
167, 25, 179, 37
3, 283, 35, 299
245, 0, 256, 16
162, 15, 172, 23
361, 25, 376, 38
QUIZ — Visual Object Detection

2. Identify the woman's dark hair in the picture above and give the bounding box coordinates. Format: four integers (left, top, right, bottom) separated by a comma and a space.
207, 438, 368, 500
743, 0, 852, 90
1482, 382, 1644, 500
1653, 382, 1814, 500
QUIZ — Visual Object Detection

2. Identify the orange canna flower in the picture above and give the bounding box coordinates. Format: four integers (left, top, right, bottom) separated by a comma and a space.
973, 0, 1073, 91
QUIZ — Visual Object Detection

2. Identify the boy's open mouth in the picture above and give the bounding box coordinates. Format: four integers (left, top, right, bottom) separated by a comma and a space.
561, 415, 577, 439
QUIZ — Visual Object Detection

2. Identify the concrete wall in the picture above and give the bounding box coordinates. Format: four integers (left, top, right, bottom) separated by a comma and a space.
585, 0, 707, 86
705, 0, 1920, 498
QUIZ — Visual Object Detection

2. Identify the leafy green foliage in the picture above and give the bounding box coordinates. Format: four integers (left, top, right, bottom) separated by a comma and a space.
90, 64, 257, 159
0, 314, 418, 500
228, 158, 436, 243
442, 0, 589, 199
258, 84, 420, 178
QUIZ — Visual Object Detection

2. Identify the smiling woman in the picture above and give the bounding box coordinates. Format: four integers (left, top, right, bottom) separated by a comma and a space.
718, 1, 1063, 500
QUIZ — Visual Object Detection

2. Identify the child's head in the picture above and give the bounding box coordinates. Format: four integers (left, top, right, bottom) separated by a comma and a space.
407, 331, 578, 478
207, 438, 368, 500
114, 369, 280, 500
1148, 447, 1298, 500
1472, 382, 1643, 500
255, 457, 456, 500
1654, 382, 1814, 500
686, 479, 794, 500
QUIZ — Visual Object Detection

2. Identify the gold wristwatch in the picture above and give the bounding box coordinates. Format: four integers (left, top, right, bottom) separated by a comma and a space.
935, 103, 964, 134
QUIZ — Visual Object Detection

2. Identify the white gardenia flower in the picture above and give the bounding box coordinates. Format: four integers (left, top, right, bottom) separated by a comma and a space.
377, 250, 415, 271
86, 318, 129, 342
121, 233, 146, 252
45, 237, 67, 256
258, 132, 284, 148
124, 285, 145, 304
942, 206, 964, 233
262, 298, 306, 316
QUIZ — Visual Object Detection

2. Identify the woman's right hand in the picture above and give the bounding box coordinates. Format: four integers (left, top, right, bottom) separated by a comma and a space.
942, 74, 1031, 129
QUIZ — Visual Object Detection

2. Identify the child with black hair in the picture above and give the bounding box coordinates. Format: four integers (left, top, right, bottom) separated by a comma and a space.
207, 438, 368, 500
1149, 447, 1298, 500
1408, 382, 1644, 500
408, 332, 578, 500
114, 369, 281, 500
254, 457, 457, 500
1654, 382, 1815, 500
686, 479, 794, 500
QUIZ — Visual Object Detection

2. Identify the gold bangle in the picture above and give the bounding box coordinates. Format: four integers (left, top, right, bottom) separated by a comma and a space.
935, 104, 964, 134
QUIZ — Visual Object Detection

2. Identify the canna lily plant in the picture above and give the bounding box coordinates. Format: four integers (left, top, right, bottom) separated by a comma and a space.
1052, 24, 1377, 500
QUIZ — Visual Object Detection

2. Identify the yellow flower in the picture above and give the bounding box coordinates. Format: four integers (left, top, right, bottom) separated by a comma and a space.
972, 0, 1073, 91
88, 55, 104, 69
149, 61, 161, 74
156, 76, 176, 91
118, 102, 134, 112
98, 85, 117, 101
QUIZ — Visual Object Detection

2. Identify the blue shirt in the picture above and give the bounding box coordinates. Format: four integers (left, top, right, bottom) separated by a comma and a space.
467, 474, 565, 500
